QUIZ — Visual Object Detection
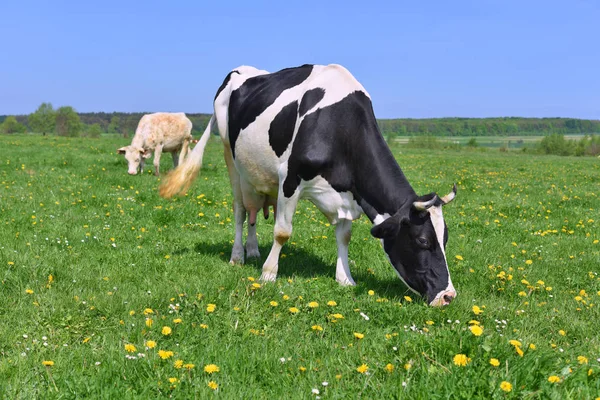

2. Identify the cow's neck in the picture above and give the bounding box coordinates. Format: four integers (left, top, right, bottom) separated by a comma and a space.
353, 130, 416, 223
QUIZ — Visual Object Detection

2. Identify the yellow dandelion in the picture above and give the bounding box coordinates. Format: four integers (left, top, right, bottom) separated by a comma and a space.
42, 360, 54, 366
282, 294, 290, 300
525, 260, 533, 265
426, 320, 434, 325
161, 326, 172, 336
184, 363, 195, 370
577, 356, 588, 365
145, 340, 156, 349
308, 301, 319, 308
311, 325, 323, 331
469, 325, 484, 336
168, 377, 178, 384
404, 295, 412, 302
327, 300, 337, 306
385, 363, 394, 373
529, 343, 536, 350
453, 354, 471, 367
356, 364, 368, 374
500, 381, 512, 392
173, 318, 182, 324
124, 344, 136, 353
270, 301, 278, 307
206, 304, 216, 313
207, 381, 218, 390
174, 359, 183, 369
158, 350, 174, 360
200, 324, 208, 329
204, 364, 220, 374
82, 337, 91, 344
509, 339, 522, 347
129, 310, 135, 316
547, 375, 561, 383
404, 363, 412, 371
468, 320, 480, 325
145, 318, 153, 327
472, 305, 483, 315
368, 290, 375, 296
490, 358, 500, 367
558, 330, 566, 336
143, 308, 153, 315
299, 366, 307, 372
251, 283, 261, 289
25, 289, 34, 294
455, 255, 464, 261
353, 332, 365, 339
289, 307, 299, 314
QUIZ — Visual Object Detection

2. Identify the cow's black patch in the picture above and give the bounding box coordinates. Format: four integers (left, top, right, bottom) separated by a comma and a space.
299, 88, 325, 117
214, 70, 239, 101
228, 64, 313, 157
269, 101, 298, 157
283, 90, 415, 214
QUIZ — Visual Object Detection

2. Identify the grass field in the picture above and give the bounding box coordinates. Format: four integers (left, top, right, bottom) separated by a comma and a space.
1, 134, 599, 399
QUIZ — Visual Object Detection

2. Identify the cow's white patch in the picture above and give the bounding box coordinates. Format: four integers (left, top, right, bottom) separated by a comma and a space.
428, 206, 455, 300
299, 176, 363, 225
373, 213, 391, 225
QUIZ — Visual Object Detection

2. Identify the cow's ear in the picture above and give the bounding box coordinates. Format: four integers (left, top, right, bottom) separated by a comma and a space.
371, 214, 406, 239
117, 147, 128, 155
140, 148, 152, 159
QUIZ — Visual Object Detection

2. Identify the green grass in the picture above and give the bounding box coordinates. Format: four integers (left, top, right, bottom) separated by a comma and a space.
1, 134, 599, 399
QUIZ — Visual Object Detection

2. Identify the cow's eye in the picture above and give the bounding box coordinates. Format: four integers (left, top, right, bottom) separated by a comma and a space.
416, 237, 430, 248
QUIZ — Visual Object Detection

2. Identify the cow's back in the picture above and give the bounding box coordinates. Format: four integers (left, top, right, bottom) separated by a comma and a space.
135, 113, 192, 150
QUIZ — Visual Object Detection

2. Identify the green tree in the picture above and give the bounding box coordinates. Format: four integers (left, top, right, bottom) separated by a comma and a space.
86, 123, 103, 138
28, 102, 56, 135
1, 116, 27, 134
107, 116, 120, 133
55, 106, 82, 137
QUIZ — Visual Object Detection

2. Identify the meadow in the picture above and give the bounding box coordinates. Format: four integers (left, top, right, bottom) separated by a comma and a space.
1, 134, 599, 399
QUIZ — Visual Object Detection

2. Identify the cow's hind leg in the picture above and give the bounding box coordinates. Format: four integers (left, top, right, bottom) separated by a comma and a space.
260, 173, 299, 282
224, 146, 245, 265
335, 219, 356, 286
171, 151, 180, 169
246, 220, 260, 259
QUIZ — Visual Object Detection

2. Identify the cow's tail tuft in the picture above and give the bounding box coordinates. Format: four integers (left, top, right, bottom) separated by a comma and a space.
159, 115, 214, 198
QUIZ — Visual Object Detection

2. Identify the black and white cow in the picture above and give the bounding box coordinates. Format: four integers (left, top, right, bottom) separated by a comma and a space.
160, 64, 458, 306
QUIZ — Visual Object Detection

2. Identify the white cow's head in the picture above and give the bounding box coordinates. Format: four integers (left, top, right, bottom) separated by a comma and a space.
117, 146, 151, 175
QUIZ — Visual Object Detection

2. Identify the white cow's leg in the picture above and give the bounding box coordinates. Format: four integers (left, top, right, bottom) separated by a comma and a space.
260, 188, 299, 282
153, 145, 163, 176
224, 146, 245, 265
179, 139, 190, 163
171, 151, 180, 169
246, 221, 260, 259
335, 219, 356, 286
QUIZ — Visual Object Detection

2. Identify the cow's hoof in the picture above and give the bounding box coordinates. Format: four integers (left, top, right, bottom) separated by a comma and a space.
259, 272, 277, 282
246, 248, 261, 259
336, 277, 356, 286
229, 257, 244, 266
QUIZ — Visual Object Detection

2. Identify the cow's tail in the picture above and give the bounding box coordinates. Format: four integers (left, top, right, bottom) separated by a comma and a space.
159, 115, 215, 198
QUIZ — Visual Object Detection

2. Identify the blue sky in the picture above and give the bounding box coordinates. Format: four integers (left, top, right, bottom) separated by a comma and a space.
1, 0, 598, 118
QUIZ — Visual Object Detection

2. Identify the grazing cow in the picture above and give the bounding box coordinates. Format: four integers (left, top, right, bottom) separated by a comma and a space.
160, 64, 458, 306
118, 112, 193, 176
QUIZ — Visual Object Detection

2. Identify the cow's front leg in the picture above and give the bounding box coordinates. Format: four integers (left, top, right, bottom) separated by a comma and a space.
260, 189, 299, 282
153, 145, 163, 176
335, 219, 356, 286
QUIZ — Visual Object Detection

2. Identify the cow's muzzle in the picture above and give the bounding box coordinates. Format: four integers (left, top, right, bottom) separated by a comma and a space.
429, 289, 457, 307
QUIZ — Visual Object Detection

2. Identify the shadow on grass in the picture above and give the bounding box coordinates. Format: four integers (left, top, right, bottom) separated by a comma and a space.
174, 241, 415, 301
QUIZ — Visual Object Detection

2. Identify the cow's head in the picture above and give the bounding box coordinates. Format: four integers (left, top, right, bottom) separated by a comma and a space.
117, 146, 151, 175
371, 184, 457, 307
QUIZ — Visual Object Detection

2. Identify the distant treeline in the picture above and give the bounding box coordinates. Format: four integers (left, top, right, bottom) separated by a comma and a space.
379, 117, 600, 137
2, 108, 599, 137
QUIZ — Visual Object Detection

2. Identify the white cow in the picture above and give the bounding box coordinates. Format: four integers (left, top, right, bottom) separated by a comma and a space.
117, 112, 193, 176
